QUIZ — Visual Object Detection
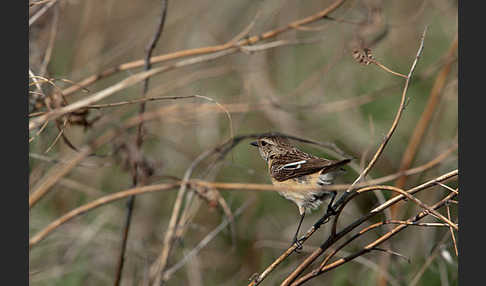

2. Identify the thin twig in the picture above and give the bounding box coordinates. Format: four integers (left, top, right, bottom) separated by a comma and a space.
446, 202, 458, 256
327, 27, 428, 248
148, 148, 215, 285
370, 170, 457, 213
161, 199, 253, 281
114, 2, 168, 286
290, 192, 457, 285
29, 147, 93, 208
29, 96, 208, 116
30, 0, 56, 7
87, 96, 197, 109
247, 169, 456, 286
333, 26, 428, 208
43, 118, 69, 153
29, 170, 458, 250
58, 0, 346, 98
409, 233, 451, 286
29, 0, 57, 26
254, 240, 401, 286
382, 220, 452, 228
39, 3, 59, 77
280, 177, 458, 286
30, 34, 321, 131
29, 70, 46, 99
358, 186, 458, 230
29, 118, 49, 144
371, 248, 410, 263
27, 116, 242, 210
29, 49, 239, 131
29, 152, 110, 168
30, 183, 180, 248
436, 182, 459, 195
195, 95, 234, 142
372, 60, 408, 79
394, 35, 458, 190
226, 8, 262, 46
27, 123, 454, 212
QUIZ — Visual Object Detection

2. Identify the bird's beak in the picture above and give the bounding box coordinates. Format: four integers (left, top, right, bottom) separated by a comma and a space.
250, 141, 258, 147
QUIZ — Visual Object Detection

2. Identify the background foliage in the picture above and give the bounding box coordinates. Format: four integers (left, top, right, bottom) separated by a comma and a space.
29, 0, 458, 285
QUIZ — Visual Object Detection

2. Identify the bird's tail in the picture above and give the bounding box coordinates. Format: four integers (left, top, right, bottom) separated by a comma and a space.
323, 158, 351, 173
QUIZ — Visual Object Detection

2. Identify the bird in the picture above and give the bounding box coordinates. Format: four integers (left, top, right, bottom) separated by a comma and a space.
250, 135, 351, 249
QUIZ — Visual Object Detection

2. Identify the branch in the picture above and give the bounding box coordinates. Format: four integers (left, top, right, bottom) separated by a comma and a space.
148, 148, 215, 285
336, 26, 428, 201
394, 35, 458, 190
161, 200, 252, 282
113, 2, 169, 286
280, 174, 457, 285
57, 0, 346, 98
29, 170, 457, 250
29, 49, 238, 131
247, 170, 456, 286
290, 191, 457, 285
274, 27, 429, 285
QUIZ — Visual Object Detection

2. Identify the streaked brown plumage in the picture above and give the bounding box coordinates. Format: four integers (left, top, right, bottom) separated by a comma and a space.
250, 135, 350, 248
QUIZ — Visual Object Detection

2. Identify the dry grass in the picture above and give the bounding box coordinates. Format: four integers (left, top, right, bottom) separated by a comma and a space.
29, 1, 458, 285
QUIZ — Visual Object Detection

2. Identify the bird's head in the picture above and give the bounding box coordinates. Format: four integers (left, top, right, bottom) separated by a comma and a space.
250, 135, 293, 161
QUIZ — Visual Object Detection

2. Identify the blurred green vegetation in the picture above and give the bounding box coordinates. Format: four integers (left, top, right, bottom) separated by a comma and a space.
29, 0, 457, 285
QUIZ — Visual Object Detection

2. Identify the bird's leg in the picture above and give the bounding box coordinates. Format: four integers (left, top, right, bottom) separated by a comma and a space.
314, 191, 339, 229
325, 191, 338, 215
292, 212, 306, 252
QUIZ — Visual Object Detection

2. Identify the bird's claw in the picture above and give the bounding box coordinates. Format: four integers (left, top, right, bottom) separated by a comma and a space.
326, 205, 338, 216
293, 238, 304, 253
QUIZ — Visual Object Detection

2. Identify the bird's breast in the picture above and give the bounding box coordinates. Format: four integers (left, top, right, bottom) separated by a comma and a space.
270, 172, 334, 212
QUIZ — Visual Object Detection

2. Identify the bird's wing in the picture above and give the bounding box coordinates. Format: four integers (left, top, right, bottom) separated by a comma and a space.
270, 157, 350, 182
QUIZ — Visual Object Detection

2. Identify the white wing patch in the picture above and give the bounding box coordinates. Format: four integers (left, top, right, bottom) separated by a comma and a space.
280, 160, 307, 170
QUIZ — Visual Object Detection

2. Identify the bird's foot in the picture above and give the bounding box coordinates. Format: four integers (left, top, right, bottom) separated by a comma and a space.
292, 238, 303, 253
326, 204, 338, 216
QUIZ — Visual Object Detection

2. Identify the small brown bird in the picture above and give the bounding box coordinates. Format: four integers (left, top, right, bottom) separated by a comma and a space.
250, 135, 350, 248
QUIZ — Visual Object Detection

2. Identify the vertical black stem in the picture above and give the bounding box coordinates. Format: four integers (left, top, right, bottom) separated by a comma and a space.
113, 2, 168, 286
327, 191, 337, 213
113, 177, 138, 286
293, 213, 306, 245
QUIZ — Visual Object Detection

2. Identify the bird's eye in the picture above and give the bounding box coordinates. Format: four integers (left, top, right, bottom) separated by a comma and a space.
261, 141, 268, 146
